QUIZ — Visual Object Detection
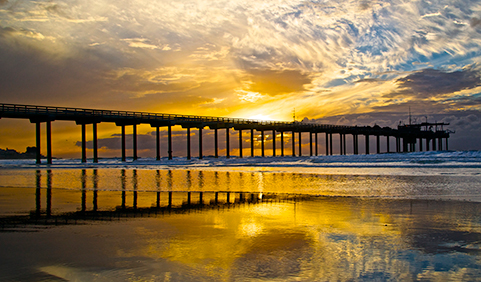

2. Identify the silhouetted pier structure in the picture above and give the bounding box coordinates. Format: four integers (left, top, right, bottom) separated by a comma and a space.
0, 103, 451, 164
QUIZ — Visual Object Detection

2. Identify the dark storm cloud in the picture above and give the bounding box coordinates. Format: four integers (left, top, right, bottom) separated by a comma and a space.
391, 68, 481, 98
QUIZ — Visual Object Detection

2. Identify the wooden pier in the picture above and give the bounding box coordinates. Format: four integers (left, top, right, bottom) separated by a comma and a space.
0, 103, 451, 164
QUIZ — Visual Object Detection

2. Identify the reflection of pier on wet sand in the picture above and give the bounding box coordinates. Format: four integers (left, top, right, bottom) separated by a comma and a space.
3, 183, 481, 261
1, 177, 307, 231
1, 191, 305, 231
2, 165, 481, 232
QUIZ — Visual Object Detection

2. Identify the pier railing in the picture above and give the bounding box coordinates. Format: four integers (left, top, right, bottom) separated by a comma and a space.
0, 103, 352, 130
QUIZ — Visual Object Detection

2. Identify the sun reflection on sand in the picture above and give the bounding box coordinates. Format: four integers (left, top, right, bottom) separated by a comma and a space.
0, 168, 480, 280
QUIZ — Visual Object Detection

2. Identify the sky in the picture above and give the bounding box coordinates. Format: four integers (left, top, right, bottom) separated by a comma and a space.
1, 0, 481, 157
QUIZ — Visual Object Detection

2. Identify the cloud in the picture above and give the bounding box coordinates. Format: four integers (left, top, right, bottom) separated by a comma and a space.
123, 38, 161, 50
242, 69, 311, 96
354, 78, 385, 84
236, 90, 266, 103
0, 26, 49, 40
2, 0, 481, 152
390, 68, 481, 98
470, 17, 481, 28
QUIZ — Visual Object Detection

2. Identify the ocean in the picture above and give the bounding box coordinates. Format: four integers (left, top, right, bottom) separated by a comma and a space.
0, 151, 480, 281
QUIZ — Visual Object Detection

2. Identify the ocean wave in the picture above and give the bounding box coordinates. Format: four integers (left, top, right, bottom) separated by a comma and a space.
0, 150, 480, 170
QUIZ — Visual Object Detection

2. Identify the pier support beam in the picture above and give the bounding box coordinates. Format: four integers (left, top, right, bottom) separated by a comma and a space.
315, 133, 318, 156
326, 132, 329, 156
121, 125, 126, 162
310, 132, 313, 156
47, 121, 52, 164
445, 138, 449, 150
239, 130, 243, 158
419, 138, 423, 152
250, 129, 254, 157
298, 132, 302, 156
329, 133, 333, 155
168, 125, 173, 160
199, 127, 203, 159
438, 138, 443, 151
226, 128, 230, 158
432, 138, 436, 151
272, 130, 276, 157
292, 131, 296, 157
376, 135, 380, 154
186, 128, 191, 160
343, 134, 347, 155
156, 127, 160, 160
93, 123, 98, 163
36, 122, 41, 164
352, 134, 359, 155
214, 128, 218, 158
365, 134, 370, 155
133, 124, 137, 161
82, 123, 87, 163
281, 131, 284, 156
386, 136, 390, 153
261, 131, 265, 157
426, 138, 430, 151
339, 133, 343, 155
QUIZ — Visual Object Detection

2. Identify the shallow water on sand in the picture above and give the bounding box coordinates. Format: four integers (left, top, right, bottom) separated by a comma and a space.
1, 166, 481, 281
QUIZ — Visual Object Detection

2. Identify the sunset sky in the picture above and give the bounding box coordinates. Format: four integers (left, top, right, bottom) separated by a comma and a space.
1, 0, 481, 157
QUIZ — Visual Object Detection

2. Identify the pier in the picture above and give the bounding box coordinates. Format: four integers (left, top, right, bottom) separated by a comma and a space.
0, 103, 451, 164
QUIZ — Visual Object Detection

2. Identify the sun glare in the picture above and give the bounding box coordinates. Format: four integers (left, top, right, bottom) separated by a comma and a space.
248, 114, 274, 121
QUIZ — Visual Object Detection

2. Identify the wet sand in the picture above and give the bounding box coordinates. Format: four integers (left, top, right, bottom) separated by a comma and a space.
0, 168, 481, 281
